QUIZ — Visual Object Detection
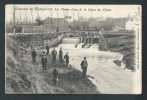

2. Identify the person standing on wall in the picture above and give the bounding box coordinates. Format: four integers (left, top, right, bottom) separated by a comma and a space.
80, 57, 88, 78
51, 48, 57, 63
64, 52, 69, 67
59, 47, 63, 63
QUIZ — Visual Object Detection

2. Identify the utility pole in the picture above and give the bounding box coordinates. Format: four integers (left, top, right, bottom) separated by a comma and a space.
13, 4, 16, 34
51, 11, 53, 33
97, 10, 98, 30
72, 12, 75, 31
19, 12, 23, 34
31, 10, 34, 50
56, 11, 59, 33
31, 10, 34, 34
57, 11, 59, 28
78, 11, 80, 31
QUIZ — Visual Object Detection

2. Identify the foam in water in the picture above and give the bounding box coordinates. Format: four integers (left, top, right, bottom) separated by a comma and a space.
55, 43, 134, 94
62, 37, 80, 44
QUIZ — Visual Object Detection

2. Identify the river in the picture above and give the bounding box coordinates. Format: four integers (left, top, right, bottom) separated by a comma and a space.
49, 40, 136, 94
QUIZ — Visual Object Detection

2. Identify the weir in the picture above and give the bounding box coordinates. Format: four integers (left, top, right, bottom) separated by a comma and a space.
62, 37, 80, 44
61, 30, 100, 49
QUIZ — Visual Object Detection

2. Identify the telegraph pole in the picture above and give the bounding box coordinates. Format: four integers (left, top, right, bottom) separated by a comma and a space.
97, 10, 98, 30
13, 4, 16, 34
31, 10, 34, 50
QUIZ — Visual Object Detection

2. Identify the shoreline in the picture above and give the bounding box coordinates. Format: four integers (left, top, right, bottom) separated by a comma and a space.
6, 36, 100, 94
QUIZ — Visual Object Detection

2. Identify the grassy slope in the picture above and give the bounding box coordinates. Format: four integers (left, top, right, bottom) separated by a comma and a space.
6, 36, 100, 94
104, 33, 135, 71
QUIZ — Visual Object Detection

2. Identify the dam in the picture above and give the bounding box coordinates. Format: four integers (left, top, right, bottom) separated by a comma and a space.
61, 30, 108, 50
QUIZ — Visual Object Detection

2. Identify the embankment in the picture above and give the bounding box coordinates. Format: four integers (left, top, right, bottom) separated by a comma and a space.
5, 36, 100, 94
104, 33, 135, 71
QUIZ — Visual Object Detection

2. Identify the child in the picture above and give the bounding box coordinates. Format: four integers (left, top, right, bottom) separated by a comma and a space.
52, 68, 59, 85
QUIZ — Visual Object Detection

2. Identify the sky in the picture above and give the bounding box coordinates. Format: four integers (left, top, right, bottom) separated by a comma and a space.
5, 4, 141, 22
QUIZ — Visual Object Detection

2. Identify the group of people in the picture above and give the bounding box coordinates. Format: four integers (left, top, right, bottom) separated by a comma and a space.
31, 46, 88, 85
31, 46, 71, 85
31, 47, 70, 67
47, 47, 70, 66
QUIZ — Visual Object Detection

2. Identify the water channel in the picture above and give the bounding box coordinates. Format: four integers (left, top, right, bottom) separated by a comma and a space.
51, 37, 135, 94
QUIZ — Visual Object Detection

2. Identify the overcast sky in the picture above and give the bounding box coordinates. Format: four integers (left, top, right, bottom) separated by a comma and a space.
5, 4, 141, 22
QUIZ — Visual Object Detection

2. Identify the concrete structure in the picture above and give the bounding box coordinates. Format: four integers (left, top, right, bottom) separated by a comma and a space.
76, 30, 108, 51
98, 35, 108, 51
79, 30, 100, 45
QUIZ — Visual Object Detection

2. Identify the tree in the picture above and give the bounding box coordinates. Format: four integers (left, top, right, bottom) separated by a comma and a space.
35, 17, 44, 25
102, 18, 115, 31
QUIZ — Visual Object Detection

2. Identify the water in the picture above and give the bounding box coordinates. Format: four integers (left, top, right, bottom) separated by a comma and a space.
51, 43, 135, 94
46, 37, 136, 94
62, 37, 80, 44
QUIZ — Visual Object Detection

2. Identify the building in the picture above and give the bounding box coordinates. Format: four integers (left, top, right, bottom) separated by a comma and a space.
19, 17, 71, 33
43, 17, 70, 33
125, 18, 135, 31
112, 18, 129, 31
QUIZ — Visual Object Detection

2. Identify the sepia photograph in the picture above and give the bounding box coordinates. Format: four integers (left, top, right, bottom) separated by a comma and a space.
5, 4, 142, 94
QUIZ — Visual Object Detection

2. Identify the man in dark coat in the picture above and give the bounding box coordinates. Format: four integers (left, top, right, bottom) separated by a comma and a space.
52, 68, 59, 85
51, 48, 57, 63
32, 49, 37, 63
80, 57, 88, 78
59, 47, 63, 63
46, 45, 50, 55
41, 55, 47, 71
64, 52, 69, 66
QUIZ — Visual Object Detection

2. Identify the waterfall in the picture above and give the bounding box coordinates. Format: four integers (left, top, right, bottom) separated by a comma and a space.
62, 37, 80, 44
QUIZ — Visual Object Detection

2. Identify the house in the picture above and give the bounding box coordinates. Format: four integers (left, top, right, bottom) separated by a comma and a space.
43, 17, 70, 33
112, 18, 129, 31
125, 18, 135, 31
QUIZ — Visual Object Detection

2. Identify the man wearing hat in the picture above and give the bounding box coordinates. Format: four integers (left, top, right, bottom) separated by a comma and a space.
59, 47, 63, 63
52, 68, 59, 85
46, 45, 50, 55
31, 49, 37, 63
64, 52, 70, 67
41, 55, 47, 71
51, 48, 57, 63
80, 57, 88, 78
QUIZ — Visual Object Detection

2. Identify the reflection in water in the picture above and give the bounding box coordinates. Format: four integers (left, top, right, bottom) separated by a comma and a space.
52, 44, 134, 94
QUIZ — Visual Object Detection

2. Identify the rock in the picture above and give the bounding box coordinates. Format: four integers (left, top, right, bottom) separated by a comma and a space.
113, 60, 121, 67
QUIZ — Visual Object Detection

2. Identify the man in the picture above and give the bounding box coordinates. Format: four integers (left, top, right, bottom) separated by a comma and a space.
80, 57, 88, 78
32, 49, 37, 63
64, 52, 69, 66
52, 68, 59, 85
46, 45, 50, 55
41, 55, 47, 71
51, 48, 57, 63
59, 47, 63, 63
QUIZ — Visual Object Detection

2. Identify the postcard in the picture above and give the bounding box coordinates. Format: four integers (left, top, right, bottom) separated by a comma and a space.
5, 4, 142, 94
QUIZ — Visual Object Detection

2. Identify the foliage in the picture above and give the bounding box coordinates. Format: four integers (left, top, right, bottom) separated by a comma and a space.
36, 17, 44, 25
